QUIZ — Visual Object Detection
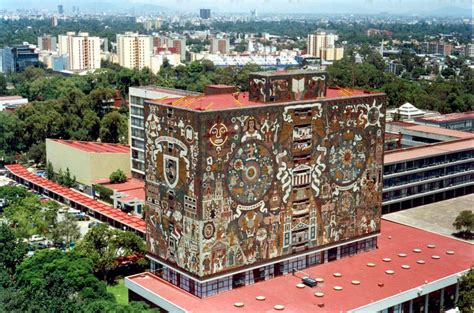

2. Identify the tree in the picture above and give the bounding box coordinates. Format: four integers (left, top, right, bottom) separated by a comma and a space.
63, 167, 76, 188
457, 267, 474, 313
453, 210, 474, 236
0, 186, 29, 204
46, 161, 54, 180
77, 225, 145, 281
0, 75, 7, 96
0, 224, 28, 275
50, 214, 81, 247
109, 169, 127, 184
26, 142, 46, 165
100, 111, 127, 144
3, 196, 59, 239
10, 250, 115, 312
89, 87, 116, 118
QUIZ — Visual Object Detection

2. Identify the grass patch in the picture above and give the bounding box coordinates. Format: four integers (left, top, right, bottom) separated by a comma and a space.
107, 278, 128, 305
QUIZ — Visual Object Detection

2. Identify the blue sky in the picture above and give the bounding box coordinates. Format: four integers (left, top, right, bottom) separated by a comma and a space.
1, 0, 471, 15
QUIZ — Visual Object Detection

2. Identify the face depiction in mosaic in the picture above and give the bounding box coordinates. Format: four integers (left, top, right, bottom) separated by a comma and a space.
145, 93, 385, 278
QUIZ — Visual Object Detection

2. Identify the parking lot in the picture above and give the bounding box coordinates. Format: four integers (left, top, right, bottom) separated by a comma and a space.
1, 173, 102, 238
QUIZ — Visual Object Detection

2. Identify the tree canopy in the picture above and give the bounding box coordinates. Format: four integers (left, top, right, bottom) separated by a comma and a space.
109, 169, 128, 184
77, 224, 146, 281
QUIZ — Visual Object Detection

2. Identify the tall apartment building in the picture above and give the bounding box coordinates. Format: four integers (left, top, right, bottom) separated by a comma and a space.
58, 32, 100, 71
116, 32, 153, 70
58, 4, 64, 14
37, 35, 57, 51
307, 31, 344, 61
210, 37, 230, 54
129, 86, 201, 180
152, 36, 186, 62
1, 46, 39, 73
171, 38, 186, 62
422, 42, 454, 56
200, 8, 211, 19
140, 70, 386, 298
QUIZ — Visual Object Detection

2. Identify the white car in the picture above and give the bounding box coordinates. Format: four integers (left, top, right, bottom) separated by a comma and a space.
30, 234, 46, 242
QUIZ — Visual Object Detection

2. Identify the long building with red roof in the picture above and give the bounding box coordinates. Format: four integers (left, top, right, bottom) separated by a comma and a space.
4, 164, 145, 237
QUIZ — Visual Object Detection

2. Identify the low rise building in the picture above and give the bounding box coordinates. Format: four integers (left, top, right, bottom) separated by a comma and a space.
382, 137, 473, 213
0, 95, 28, 111
386, 121, 473, 147
45, 139, 131, 194
415, 111, 474, 132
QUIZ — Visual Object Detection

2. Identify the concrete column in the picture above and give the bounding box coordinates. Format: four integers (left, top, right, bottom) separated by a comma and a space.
455, 282, 459, 303
440, 288, 445, 310
409, 300, 413, 313
424, 294, 429, 313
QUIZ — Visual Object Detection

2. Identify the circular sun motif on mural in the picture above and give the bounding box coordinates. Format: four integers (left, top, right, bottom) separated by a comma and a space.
227, 141, 275, 205
328, 130, 367, 186
203, 221, 215, 240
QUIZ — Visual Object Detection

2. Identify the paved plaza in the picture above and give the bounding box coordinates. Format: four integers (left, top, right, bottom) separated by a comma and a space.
383, 193, 474, 241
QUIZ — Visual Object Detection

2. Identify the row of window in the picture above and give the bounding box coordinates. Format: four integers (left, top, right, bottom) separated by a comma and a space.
383, 174, 473, 201
131, 117, 144, 128
130, 106, 144, 117
149, 237, 378, 298
384, 151, 472, 175
130, 96, 145, 106
384, 162, 473, 189
131, 138, 145, 150
132, 160, 145, 172
132, 149, 144, 161
131, 127, 145, 139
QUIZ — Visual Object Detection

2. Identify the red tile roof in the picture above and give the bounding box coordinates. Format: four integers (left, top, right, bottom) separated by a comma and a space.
5, 164, 145, 234
149, 88, 382, 111
416, 111, 474, 123
384, 137, 474, 164
127, 219, 473, 312
50, 139, 130, 154
401, 124, 474, 139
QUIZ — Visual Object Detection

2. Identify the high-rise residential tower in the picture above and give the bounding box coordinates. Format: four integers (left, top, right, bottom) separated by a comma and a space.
116, 32, 153, 70
307, 31, 344, 61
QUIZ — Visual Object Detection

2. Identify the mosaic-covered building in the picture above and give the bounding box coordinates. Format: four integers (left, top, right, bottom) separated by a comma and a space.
144, 70, 386, 297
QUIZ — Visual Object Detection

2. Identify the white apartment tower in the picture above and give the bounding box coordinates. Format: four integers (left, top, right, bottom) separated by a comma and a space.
116, 33, 153, 70
58, 32, 101, 71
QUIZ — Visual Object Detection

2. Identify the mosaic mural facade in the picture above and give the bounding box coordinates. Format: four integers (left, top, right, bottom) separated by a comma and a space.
145, 87, 385, 280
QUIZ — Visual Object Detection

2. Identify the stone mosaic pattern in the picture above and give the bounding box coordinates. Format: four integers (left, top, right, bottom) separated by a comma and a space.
144, 94, 386, 278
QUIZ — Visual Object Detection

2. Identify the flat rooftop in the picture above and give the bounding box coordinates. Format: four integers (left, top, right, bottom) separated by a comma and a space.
130, 85, 201, 96
386, 121, 474, 139
148, 87, 382, 111
97, 178, 145, 203
126, 219, 472, 312
416, 111, 474, 123
384, 137, 474, 164
384, 194, 474, 242
50, 139, 130, 154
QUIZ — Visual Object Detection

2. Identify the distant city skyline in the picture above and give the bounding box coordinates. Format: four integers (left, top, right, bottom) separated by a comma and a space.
0, 0, 472, 16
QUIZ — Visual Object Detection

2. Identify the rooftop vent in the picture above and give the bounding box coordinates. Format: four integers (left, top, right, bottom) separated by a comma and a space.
292, 270, 318, 288
204, 85, 236, 95
302, 277, 317, 287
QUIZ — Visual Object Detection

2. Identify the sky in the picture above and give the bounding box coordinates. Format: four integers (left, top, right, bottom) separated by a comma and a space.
1, 0, 472, 15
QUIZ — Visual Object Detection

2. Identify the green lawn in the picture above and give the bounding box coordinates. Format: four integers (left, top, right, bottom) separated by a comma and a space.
107, 278, 128, 305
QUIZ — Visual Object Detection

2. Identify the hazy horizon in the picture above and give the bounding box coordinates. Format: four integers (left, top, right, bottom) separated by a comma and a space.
1, 0, 472, 16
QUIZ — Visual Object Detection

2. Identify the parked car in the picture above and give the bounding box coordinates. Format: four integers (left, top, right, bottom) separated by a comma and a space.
88, 221, 102, 229
76, 213, 90, 221
30, 234, 46, 242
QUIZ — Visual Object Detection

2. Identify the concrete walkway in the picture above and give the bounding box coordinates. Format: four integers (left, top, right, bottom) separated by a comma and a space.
383, 194, 474, 242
